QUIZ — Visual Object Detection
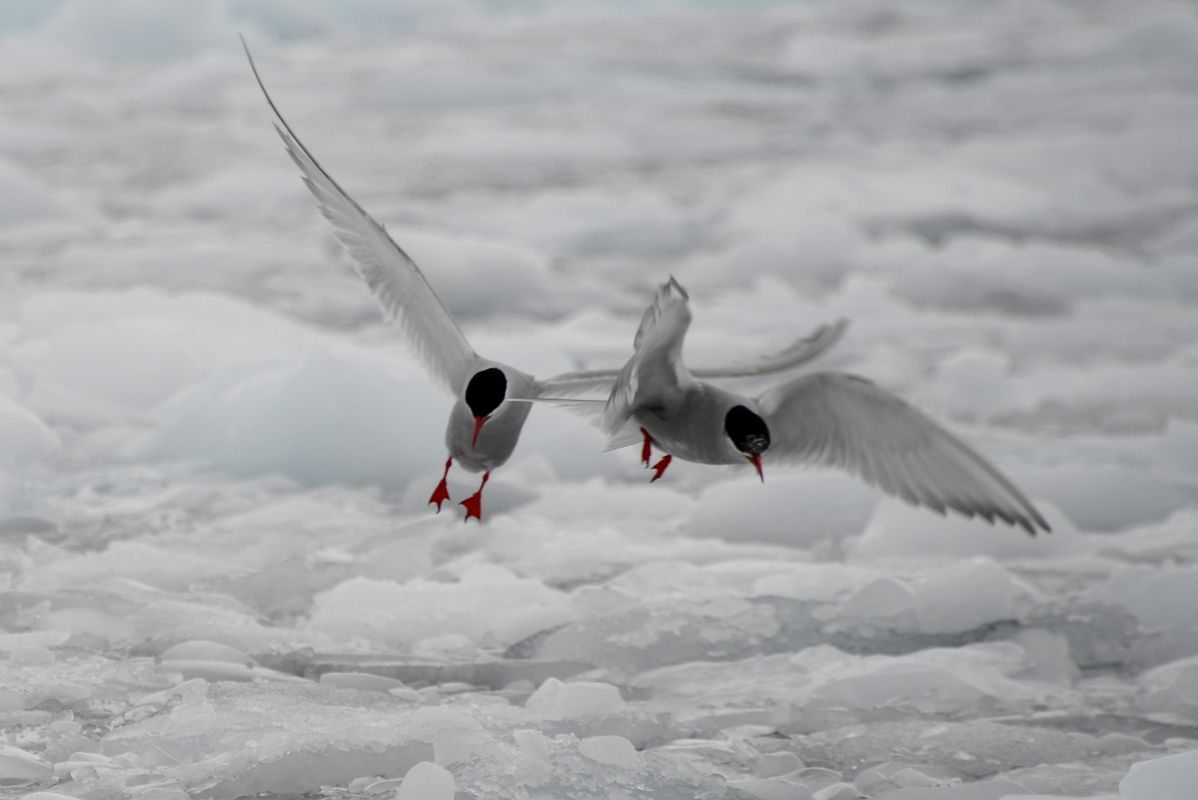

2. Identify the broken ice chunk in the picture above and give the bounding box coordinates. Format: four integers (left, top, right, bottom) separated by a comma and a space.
318, 672, 408, 692
434, 727, 503, 767
1120, 749, 1198, 800
911, 558, 1032, 635
0, 744, 52, 786
754, 751, 804, 778
525, 678, 625, 719
160, 640, 253, 665
578, 735, 640, 769
730, 776, 814, 800
395, 761, 455, 800
868, 780, 1029, 799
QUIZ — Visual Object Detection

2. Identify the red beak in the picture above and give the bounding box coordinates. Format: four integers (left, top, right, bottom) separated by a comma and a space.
471, 415, 489, 448
747, 454, 764, 483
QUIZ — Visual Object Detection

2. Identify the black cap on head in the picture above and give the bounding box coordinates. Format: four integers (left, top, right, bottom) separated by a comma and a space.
724, 405, 770, 456
465, 367, 507, 418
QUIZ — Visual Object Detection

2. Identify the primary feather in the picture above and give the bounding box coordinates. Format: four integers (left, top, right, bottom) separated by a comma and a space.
758, 372, 1050, 534
243, 37, 477, 396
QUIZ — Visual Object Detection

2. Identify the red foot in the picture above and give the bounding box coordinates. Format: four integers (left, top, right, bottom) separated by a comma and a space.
640, 427, 653, 467
428, 457, 453, 511
650, 454, 673, 483
460, 471, 490, 522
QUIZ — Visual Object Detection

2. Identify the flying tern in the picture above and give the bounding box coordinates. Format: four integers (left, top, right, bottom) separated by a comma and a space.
243, 41, 848, 520
593, 277, 1050, 534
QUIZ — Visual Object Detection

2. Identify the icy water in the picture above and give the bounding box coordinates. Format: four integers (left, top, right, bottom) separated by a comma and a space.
2, 1, 1198, 798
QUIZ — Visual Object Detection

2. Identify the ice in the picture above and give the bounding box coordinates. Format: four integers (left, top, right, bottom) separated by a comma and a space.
849, 500, 1085, 562
907, 558, 1034, 635
870, 782, 1029, 799
730, 776, 815, 800
577, 735, 639, 768
3, 583, 307, 655
1138, 655, 1198, 721
481, 187, 696, 261
1016, 463, 1192, 532
1119, 750, 1198, 800
634, 641, 1074, 732
383, 228, 576, 321
797, 720, 1105, 781
37, 0, 228, 64
395, 761, 455, 800
156, 639, 300, 683
159, 640, 253, 665
1093, 566, 1198, 632
526, 679, 625, 720
688, 473, 878, 547
0, 158, 65, 228
755, 752, 804, 778
307, 565, 577, 651
318, 671, 407, 692
0, 745, 51, 786
0, 393, 59, 513
2, 0, 1197, 797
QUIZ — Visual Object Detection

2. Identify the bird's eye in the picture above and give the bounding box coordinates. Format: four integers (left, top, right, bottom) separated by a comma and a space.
724, 405, 770, 455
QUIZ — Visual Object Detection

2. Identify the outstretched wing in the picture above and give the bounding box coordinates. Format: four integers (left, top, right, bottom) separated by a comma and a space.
692, 317, 848, 379
540, 317, 849, 397
758, 372, 1050, 534
601, 277, 695, 433
242, 38, 477, 395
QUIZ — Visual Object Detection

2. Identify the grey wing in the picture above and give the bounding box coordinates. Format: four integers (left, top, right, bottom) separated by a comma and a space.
243, 39, 477, 395
540, 317, 850, 397
601, 277, 695, 433
693, 317, 848, 379
758, 372, 1050, 534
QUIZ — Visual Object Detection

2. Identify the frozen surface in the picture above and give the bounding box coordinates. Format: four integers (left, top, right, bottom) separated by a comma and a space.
1, 0, 1197, 798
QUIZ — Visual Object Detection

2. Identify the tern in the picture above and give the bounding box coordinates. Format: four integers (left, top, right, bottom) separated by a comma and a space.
592, 277, 1050, 534
243, 41, 848, 521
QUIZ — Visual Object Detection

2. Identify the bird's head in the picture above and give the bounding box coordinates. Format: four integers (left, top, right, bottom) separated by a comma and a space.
724, 404, 770, 481
465, 367, 507, 447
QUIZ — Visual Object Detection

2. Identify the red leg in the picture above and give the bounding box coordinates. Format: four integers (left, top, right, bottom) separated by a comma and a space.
460, 471, 490, 522
650, 454, 673, 483
428, 457, 452, 511
640, 427, 653, 467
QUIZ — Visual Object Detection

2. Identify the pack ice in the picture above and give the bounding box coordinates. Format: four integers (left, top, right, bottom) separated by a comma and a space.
1, 0, 1197, 798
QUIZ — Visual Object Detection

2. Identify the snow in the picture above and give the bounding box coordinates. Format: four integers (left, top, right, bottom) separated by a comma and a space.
0, 0, 1196, 798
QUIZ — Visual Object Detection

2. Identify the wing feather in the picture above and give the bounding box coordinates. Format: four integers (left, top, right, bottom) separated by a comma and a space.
758, 372, 1050, 534
602, 277, 694, 433
540, 316, 848, 398
242, 38, 477, 394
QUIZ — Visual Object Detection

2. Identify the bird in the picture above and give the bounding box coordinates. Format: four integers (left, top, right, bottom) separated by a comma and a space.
592, 276, 1051, 534
241, 40, 849, 521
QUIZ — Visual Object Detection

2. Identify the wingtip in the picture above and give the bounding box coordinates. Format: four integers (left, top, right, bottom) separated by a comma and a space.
665, 274, 690, 300
238, 32, 254, 65
1012, 508, 1051, 537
